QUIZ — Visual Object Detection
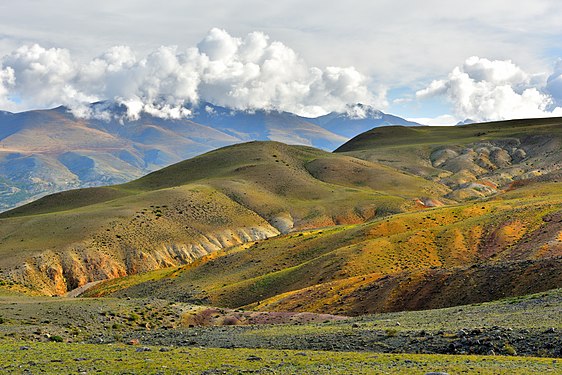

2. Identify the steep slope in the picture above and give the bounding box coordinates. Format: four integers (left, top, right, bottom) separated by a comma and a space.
0, 102, 417, 211
335, 117, 562, 200
87, 179, 562, 314
0, 141, 444, 295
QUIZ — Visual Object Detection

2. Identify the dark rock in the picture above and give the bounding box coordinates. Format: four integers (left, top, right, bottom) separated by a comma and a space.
246, 355, 262, 361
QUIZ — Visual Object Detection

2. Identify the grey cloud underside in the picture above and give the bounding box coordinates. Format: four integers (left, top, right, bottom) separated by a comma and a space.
0, 102, 418, 211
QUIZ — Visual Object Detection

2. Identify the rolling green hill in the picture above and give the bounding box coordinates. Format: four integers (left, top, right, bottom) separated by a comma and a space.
0, 118, 560, 317
0, 141, 445, 295
0, 102, 419, 211
75, 118, 562, 314
335, 117, 562, 200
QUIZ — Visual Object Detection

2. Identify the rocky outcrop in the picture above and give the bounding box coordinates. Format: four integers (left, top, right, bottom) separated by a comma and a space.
429, 138, 562, 200
7, 224, 279, 296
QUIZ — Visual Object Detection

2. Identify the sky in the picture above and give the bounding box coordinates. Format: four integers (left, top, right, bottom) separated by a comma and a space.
1, 0, 562, 124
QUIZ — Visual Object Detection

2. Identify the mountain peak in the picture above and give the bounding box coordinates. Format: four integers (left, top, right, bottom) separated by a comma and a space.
456, 118, 476, 126
343, 103, 384, 120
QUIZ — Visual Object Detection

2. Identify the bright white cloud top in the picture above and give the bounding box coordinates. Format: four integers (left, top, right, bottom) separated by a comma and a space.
1, 0, 562, 124
416, 57, 562, 122
0, 29, 382, 119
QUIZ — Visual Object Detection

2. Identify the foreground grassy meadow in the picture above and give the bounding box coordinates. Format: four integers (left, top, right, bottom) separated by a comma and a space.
1, 342, 560, 374
0, 289, 560, 373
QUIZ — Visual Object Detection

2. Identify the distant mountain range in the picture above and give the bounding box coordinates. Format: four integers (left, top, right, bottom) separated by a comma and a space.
0, 102, 418, 211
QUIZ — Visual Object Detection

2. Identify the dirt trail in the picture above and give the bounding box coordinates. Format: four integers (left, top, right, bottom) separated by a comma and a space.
65, 280, 104, 298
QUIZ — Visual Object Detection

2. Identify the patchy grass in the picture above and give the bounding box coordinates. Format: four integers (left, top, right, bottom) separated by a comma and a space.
87, 182, 562, 315
0, 341, 559, 374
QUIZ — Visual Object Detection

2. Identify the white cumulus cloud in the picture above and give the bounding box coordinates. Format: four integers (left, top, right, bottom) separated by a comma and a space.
546, 59, 562, 106
0, 66, 16, 110
417, 56, 562, 122
0, 28, 383, 120
407, 114, 460, 126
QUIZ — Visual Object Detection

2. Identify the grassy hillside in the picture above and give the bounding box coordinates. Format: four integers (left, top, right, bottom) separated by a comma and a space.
0, 141, 444, 295
83, 178, 562, 314
1, 118, 561, 316
336, 118, 562, 200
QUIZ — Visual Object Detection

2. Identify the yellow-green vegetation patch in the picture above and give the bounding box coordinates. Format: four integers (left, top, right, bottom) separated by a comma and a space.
82, 267, 181, 297
99, 184, 562, 315
0, 140, 450, 296
0, 342, 559, 374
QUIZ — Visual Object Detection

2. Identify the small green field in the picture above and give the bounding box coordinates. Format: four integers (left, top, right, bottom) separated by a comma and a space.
0, 342, 559, 374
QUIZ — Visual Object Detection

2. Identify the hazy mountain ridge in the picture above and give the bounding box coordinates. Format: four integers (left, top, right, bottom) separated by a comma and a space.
0, 102, 417, 211
307, 103, 419, 138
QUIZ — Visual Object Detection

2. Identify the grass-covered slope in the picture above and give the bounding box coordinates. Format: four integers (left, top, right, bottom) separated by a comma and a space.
2, 118, 561, 315
335, 117, 562, 200
0, 141, 445, 295
84, 177, 562, 314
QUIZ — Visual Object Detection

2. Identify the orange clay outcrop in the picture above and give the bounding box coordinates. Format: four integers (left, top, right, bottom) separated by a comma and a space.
8, 224, 279, 296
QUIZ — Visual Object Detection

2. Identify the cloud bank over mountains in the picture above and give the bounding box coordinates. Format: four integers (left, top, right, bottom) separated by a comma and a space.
1, 27, 562, 124
0, 29, 382, 120
417, 56, 562, 122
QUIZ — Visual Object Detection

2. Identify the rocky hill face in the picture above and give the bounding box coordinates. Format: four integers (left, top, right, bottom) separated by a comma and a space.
0, 102, 417, 211
335, 117, 562, 200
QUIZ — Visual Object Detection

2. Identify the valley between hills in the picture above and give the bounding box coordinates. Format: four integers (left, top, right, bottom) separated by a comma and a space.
0, 117, 561, 373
